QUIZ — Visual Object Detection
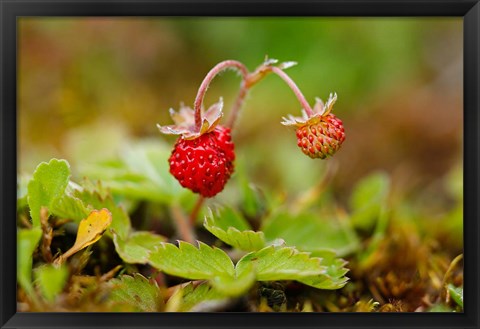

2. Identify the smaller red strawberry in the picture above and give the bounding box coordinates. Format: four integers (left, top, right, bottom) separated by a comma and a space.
282, 93, 345, 159
158, 99, 235, 197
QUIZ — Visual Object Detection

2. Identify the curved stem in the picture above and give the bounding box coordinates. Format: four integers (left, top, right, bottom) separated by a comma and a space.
193, 60, 249, 131
267, 66, 314, 116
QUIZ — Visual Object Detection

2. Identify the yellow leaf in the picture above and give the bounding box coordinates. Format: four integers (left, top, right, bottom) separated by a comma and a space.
55, 208, 112, 265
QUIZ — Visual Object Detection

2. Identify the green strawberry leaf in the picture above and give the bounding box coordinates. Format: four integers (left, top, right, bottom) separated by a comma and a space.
447, 284, 463, 308
297, 257, 349, 290
208, 206, 252, 231
34, 264, 69, 302
236, 245, 326, 281
26, 162, 133, 242
25, 159, 91, 224
27, 159, 71, 228
204, 208, 265, 251
149, 241, 348, 296
349, 172, 390, 231
113, 231, 166, 264
17, 228, 42, 294
211, 261, 256, 296
108, 274, 163, 312
261, 211, 359, 257
149, 241, 254, 297
49, 193, 91, 222
148, 241, 235, 280
172, 282, 227, 312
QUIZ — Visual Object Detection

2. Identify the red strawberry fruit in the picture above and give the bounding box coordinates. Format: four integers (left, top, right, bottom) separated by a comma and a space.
158, 98, 235, 197
282, 93, 345, 159
169, 126, 235, 197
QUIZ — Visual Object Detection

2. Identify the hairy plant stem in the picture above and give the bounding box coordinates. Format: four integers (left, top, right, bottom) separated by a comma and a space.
193, 60, 249, 130
265, 66, 314, 116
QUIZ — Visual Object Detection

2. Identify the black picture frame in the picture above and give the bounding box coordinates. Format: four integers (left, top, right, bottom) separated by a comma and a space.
1, 0, 479, 328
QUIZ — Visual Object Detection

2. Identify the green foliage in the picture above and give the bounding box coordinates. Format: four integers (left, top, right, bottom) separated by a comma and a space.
109, 274, 164, 312
236, 160, 267, 219
357, 204, 389, 266
447, 284, 463, 309
349, 172, 390, 231
204, 208, 265, 251
261, 211, 359, 256
336, 173, 392, 267
208, 206, 251, 231
210, 262, 256, 297
24, 159, 102, 226
113, 231, 166, 264
27, 159, 72, 228
149, 241, 348, 296
149, 241, 235, 280
17, 228, 42, 294
171, 282, 227, 312
22, 158, 168, 266
79, 140, 187, 203
34, 264, 69, 302
297, 257, 349, 290
236, 246, 325, 281
49, 192, 91, 222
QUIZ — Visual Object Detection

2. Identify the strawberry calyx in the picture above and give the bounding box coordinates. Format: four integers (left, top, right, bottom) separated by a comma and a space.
281, 92, 338, 127
157, 98, 224, 140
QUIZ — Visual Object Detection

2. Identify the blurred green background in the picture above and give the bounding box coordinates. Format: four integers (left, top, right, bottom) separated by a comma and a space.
18, 17, 462, 204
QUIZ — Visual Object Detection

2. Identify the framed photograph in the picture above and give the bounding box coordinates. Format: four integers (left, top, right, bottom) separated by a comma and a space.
1, 0, 479, 328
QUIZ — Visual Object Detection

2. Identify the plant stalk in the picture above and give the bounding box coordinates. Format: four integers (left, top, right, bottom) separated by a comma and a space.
193, 60, 249, 131
266, 66, 314, 116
